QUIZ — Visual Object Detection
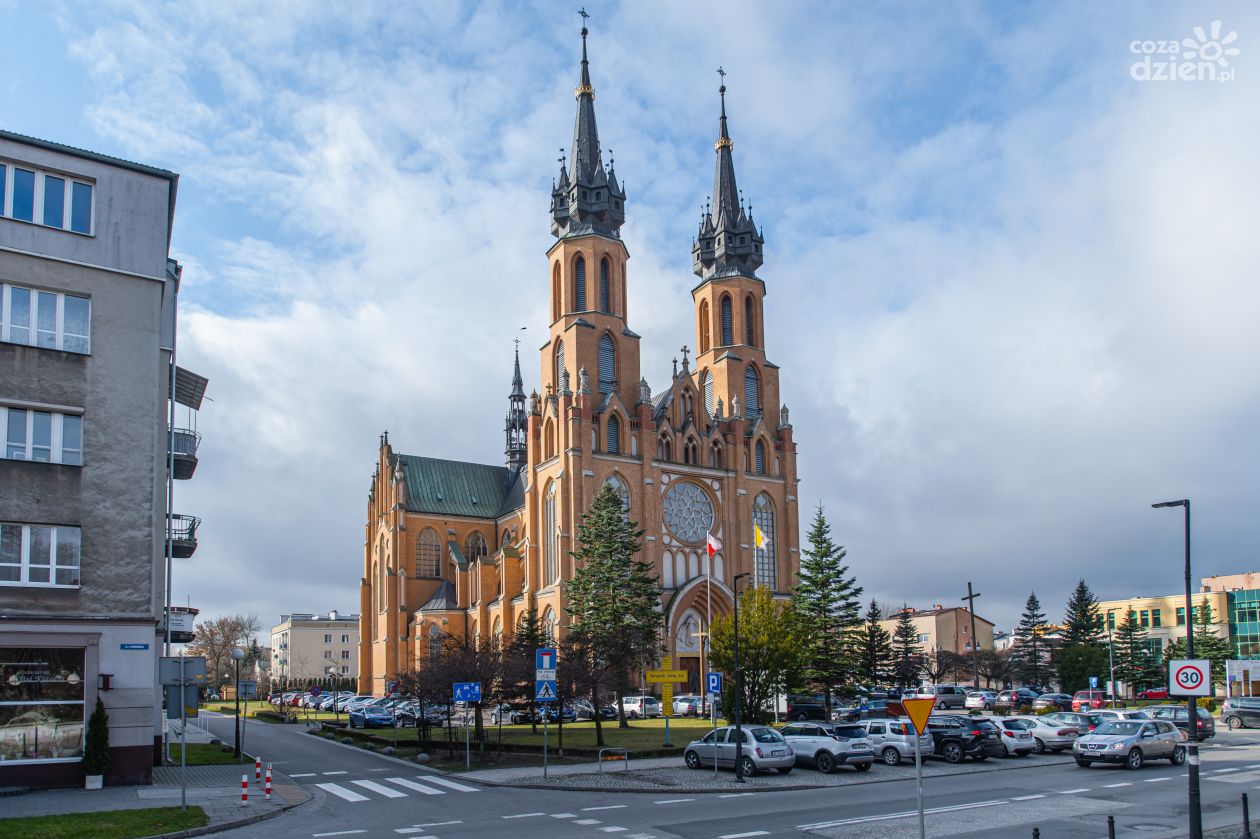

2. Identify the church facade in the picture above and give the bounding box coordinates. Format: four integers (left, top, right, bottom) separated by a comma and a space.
359, 26, 801, 697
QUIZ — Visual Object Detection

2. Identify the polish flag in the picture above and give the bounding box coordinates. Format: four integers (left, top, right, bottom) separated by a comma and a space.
706, 533, 722, 558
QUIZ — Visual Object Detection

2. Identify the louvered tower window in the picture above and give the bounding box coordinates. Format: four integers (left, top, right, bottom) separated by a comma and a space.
702, 371, 714, 417
744, 295, 756, 346
575, 256, 586, 311
720, 294, 733, 345
598, 333, 616, 393
600, 257, 610, 313
699, 300, 711, 353
554, 341, 565, 391
744, 365, 760, 416
754, 440, 766, 474
606, 414, 621, 454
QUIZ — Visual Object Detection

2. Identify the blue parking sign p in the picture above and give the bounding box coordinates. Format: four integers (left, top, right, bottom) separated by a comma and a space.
1089, 675, 1099, 689
706, 672, 722, 695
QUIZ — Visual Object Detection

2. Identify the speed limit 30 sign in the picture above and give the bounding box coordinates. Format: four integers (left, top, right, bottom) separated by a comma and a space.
1169, 659, 1211, 697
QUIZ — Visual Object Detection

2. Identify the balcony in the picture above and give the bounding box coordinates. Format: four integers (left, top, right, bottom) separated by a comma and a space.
168, 514, 201, 558
170, 428, 201, 479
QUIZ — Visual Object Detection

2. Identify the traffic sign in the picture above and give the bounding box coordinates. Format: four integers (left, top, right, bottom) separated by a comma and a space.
1169, 659, 1211, 697
706, 672, 722, 696
536, 648, 557, 671
309, 686, 322, 697
646, 669, 688, 683
535, 680, 556, 701
902, 697, 934, 736
1089, 675, 1099, 689
453, 681, 482, 702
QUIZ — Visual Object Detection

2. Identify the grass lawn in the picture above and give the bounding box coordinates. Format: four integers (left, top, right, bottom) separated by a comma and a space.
0, 806, 207, 839
362, 716, 728, 753
168, 742, 255, 765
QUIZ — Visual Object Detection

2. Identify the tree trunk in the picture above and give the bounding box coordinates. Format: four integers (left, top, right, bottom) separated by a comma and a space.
592, 685, 605, 747
616, 686, 629, 729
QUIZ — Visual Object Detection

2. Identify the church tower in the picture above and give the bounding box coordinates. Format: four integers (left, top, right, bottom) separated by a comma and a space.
505, 343, 527, 471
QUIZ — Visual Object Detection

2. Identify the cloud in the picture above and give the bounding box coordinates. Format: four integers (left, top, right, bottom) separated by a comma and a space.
37, 0, 1260, 634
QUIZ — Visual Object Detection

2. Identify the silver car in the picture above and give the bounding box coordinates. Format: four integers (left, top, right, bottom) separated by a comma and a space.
779, 722, 874, 773
987, 717, 1035, 757
863, 717, 935, 765
1073, 719, 1185, 769
683, 725, 795, 776
964, 690, 996, 711
1010, 715, 1080, 754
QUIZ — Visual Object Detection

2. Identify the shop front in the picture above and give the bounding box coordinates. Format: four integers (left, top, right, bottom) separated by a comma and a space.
0, 642, 93, 787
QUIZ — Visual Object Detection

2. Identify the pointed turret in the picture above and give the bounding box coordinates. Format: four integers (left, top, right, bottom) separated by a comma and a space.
550, 16, 626, 239
693, 70, 764, 281
505, 343, 528, 472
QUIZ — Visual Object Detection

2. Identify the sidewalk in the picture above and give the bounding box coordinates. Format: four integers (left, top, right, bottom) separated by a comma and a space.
0, 764, 308, 835
462, 755, 679, 782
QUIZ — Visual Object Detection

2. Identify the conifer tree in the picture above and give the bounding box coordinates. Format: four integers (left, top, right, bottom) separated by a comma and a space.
1011, 592, 1052, 686
856, 599, 894, 686
891, 605, 924, 688
1164, 597, 1232, 693
1061, 579, 1105, 647
1112, 609, 1156, 696
566, 483, 662, 735
792, 505, 862, 715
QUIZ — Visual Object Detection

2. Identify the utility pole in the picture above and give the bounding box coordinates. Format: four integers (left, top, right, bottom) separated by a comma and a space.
962, 582, 982, 689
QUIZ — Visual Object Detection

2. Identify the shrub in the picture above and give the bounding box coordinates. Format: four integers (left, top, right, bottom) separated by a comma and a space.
341, 737, 355, 745
1016, 705, 1035, 715
81, 698, 110, 777
381, 746, 396, 756
1036, 705, 1057, 715
1197, 698, 1217, 712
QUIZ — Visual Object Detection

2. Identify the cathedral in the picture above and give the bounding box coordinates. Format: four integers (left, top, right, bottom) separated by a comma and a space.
359, 23, 801, 696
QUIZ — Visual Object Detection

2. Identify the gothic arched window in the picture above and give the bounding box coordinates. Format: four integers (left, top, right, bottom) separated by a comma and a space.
554, 340, 565, 392
598, 333, 616, 394
544, 419, 556, 460
606, 414, 621, 454
699, 300, 711, 354
710, 441, 723, 469
428, 625, 441, 661
744, 365, 761, 416
492, 617, 502, 645
752, 493, 777, 590
702, 371, 714, 417
575, 256, 587, 311
754, 440, 766, 474
551, 262, 561, 322
465, 531, 487, 564
542, 607, 557, 643
416, 528, 441, 577
544, 482, 558, 585
744, 294, 756, 346
720, 293, 734, 346
658, 434, 672, 462
600, 257, 611, 313
605, 474, 630, 516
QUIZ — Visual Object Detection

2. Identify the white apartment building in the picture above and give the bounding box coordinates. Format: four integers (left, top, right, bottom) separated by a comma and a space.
270, 611, 359, 685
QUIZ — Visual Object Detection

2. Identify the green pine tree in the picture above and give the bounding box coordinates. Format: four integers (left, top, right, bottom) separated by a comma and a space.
566, 483, 662, 737
792, 505, 863, 714
1011, 592, 1053, 687
856, 599, 894, 686
1061, 579, 1105, 647
81, 697, 110, 777
1164, 597, 1231, 693
1112, 610, 1155, 696
891, 605, 923, 688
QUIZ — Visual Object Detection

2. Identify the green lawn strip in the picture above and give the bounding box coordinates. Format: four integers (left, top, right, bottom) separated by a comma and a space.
0, 806, 207, 839
335, 717, 727, 753
168, 742, 256, 766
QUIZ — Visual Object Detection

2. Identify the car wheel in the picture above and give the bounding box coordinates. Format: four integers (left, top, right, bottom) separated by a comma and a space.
882, 747, 901, 766
778, 766, 793, 775
1032, 738, 1046, 755
684, 750, 701, 770
796, 713, 808, 721
1228, 716, 1243, 730
739, 756, 757, 777
853, 762, 871, 772
942, 742, 964, 764
936, 701, 946, 710
629, 711, 639, 720
984, 703, 992, 710
1127, 748, 1144, 770
816, 752, 836, 773
1171, 745, 1186, 765
1075, 758, 1090, 768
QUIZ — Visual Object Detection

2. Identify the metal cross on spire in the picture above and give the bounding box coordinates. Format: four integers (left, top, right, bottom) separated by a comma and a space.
578, 6, 589, 26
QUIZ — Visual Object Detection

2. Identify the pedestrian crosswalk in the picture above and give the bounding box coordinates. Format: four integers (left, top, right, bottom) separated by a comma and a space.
313, 774, 479, 803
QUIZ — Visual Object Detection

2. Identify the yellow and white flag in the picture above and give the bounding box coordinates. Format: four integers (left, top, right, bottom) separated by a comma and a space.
753, 524, 766, 549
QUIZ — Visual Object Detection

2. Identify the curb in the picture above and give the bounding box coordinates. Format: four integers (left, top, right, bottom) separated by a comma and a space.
145, 786, 312, 839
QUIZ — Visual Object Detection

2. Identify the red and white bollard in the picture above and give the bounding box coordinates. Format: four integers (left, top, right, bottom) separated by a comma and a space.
265, 765, 272, 801
240, 773, 249, 806
254, 757, 262, 781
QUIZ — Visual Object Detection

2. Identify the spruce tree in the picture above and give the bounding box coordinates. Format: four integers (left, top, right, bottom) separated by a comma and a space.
891, 605, 924, 688
792, 505, 862, 714
1164, 597, 1231, 693
856, 599, 894, 686
1011, 592, 1052, 687
1112, 609, 1154, 696
1061, 579, 1104, 647
566, 483, 662, 733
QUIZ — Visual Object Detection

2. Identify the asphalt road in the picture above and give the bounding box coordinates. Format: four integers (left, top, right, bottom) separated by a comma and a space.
203, 712, 1260, 839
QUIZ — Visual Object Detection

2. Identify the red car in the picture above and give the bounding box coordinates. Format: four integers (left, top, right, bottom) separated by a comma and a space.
1072, 690, 1106, 711
1138, 688, 1169, 700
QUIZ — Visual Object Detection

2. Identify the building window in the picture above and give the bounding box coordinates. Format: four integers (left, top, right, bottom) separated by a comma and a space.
544, 482, 558, 585
699, 300, 710, 354
710, 442, 723, 469
341, 634, 350, 643
1, 164, 93, 233
1152, 609, 1161, 628
0, 523, 81, 587
744, 294, 756, 346
702, 371, 714, 418
554, 340, 565, 391
598, 333, 616, 394
416, 528, 441, 577
657, 434, 672, 462
1140, 610, 1150, 628
428, 625, 441, 661
720, 294, 733, 345
0, 647, 87, 762
606, 414, 621, 454
341, 650, 350, 659
465, 532, 488, 564
754, 440, 766, 474
600, 257, 611, 313
341, 665, 349, 674
3, 408, 81, 465
323, 650, 332, 659
918, 634, 930, 644
324, 633, 332, 643
1176, 607, 1186, 626
1107, 611, 1116, 630
752, 493, 776, 590
1, 284, 91, 353
542, 607, 557, 643
605, 475, 630, 516
744, 366, 761, 417
574, 256, 586, 311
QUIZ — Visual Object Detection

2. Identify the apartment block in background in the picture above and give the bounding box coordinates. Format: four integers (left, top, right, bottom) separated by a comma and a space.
270, 611, 360, 684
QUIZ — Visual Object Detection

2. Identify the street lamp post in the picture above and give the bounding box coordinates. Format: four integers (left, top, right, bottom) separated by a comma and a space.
231, 648, 245, 758
1106, 609, 1117, 709
732, 572, 751, 783
1154, 498, 1199, 839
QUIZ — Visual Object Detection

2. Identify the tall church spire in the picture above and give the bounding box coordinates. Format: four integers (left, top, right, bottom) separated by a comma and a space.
505, 341, 527, 472
550, 10, 626, 239
693, 69, 764, 281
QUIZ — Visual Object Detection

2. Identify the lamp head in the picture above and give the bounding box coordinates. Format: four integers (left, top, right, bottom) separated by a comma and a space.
231, 647, 245, 661
1152, 499, 1188, 509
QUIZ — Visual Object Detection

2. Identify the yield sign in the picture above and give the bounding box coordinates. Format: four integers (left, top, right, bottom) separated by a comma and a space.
902, 697, 935, 736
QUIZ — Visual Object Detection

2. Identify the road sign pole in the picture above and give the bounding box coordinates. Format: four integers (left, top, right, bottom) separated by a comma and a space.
712, 697, 718, 777
914, 732, 925, 839
543, 713, 549, 780
179, 656, 187, 812
465, 709, 470, 770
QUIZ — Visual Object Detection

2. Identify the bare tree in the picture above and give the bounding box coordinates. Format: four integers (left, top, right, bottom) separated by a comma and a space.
186, 614, 261, 689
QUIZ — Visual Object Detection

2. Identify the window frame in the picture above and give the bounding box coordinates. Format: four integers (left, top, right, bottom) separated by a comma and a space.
0, 162, 95, 235
1, 283, 91, 353
2, 406, 83, 465
0, 523, 82, 588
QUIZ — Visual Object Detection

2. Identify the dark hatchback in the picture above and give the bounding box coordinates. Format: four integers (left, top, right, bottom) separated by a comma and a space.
1147, 704, 1216, 739
925, 715, 1006, 763
1032, 693, 1074, 712
1223, 697, 1260, 729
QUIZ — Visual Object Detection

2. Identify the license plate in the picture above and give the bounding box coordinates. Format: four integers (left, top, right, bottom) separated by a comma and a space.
772, 750, 785, 756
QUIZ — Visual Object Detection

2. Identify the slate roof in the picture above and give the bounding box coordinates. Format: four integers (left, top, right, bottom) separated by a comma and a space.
418, 580, 458, 612
397, 454, 525, 518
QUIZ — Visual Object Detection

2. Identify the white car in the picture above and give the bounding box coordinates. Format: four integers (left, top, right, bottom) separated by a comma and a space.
862, 717, 935, 765
964, 690, 996, 711
987, 717, 1035, 757
1010, 715, 1081, 754
620, 696, 661, 719
779, 722, 875, 773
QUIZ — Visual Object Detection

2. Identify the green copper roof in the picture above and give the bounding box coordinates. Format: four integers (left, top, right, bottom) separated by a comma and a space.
398, 454, 523, 518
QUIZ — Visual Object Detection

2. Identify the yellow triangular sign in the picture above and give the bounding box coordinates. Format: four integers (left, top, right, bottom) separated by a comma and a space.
902, 697, 935, 736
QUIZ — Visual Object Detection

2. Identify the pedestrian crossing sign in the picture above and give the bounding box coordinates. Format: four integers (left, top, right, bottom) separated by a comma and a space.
535, 680, 556, 702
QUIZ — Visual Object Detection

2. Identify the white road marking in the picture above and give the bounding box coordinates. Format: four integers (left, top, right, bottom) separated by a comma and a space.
503, 813, 545, 819
1145, 777, 1173, 782
291, 773, 317, 778
718, 792, 754, 798
583, 805, 628, 811
1011, 794, 1045, 801
576, 819, 602, 825
394, 831, 435, 836
416, 822, 462, 827
322, 771, 348, 775
351, 779, 407, 798
654, 799, 694, 804
1103, 783, 1132, 788
313, 832, 366, 837
551, 813, 576, 819
1058, 788, 1091, 794
1216, 768, 1242, 773
718, 833, 768, 839
315, 783, 369, 802
1248, 764, 1260, 769
625, 835, 655, 839
419, 776, 479, 792
387, 777, 443, 795
598, 829, 628, 834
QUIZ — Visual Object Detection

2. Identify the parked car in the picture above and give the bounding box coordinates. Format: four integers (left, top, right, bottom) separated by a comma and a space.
1137, 688, 1169, 700
1072, 690, 1108, 711
673, 695, 704, 717
1031, 693, 1074, 712
924, 714, 1005, 763
571, 699, 618, 721
779, 722, 874, 773
621, 696, 662, 719
862, 717, 934, 765
988, 717, 1035, 757
964, 690, 996, 711
1010, 715, 1081, 754
915, 685, 969, 710
1146, 705, 1217, 740
538, 705, 577, 723
1222, 697, 1260, 730
490, 703, 534, 725
784, 695, 829, 721
1045, 711, 1107, 734
341, 696, 376, 713
1073, 719, 1185, 769
683, 725, 795, 776
1090, 709, 1150, 722
348, 705, 395, 729
995, 688, 1040, 711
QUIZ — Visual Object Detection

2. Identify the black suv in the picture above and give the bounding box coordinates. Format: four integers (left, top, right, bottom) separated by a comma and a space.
1147, 704, 1216, 739
926, 715, 1006, 763
995, 688, 1041, 711
784, 695, 829, 721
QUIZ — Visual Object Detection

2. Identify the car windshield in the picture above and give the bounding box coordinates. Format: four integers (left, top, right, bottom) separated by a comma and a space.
1095, 721, 1143, 736
829, 726, 867, 739
751, 728, 784, 743
973, 720, 999, 731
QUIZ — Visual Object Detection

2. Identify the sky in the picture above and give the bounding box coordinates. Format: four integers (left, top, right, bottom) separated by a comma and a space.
2, 1, 1257, 637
